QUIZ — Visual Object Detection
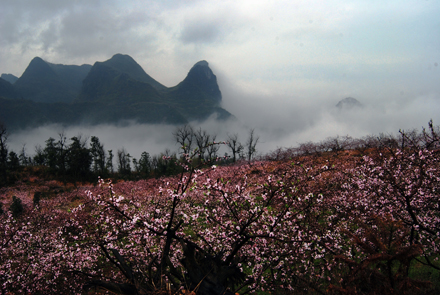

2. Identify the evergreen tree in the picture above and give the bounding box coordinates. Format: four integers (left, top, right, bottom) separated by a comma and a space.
138, 152, 151, 177
0, 123, 8, 185
33, 145, 46, 166
43, 137, 58, 170
8, 151, 20, 170
67, 136, 92, 182
90, 136, 106, 176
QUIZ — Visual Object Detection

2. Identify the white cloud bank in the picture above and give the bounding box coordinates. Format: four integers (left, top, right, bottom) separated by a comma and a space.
2, 0, 440, 158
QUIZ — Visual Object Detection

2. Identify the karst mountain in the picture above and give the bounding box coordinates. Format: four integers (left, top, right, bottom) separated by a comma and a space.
0, 54, 231, 130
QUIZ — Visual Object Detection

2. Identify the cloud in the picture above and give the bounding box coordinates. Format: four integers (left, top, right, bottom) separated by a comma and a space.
2, 0, 440, 157
8, 122, 177, 160
180, 18, 222, 44
7, 92, 439, 163
177, 1, 249, 45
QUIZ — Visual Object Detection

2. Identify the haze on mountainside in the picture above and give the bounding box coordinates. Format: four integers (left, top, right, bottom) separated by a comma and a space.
0, 54, 231, 131
1, 52, 378, 159
2, 1, 440, 158
2, 52, 439, 160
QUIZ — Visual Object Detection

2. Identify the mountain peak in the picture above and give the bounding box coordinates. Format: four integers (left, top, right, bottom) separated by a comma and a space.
30, 56, 45, 63
194, 60, 209, 67
110, 53, 136, 62
101, 53, 166, 91
181, 60, 221, 103
336, 97, 363, 109
21, 57, 56, 79
188, 60, 213, 79
13, 56, 91, 103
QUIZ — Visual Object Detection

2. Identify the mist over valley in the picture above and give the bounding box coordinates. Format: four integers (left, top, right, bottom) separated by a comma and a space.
1, 0, 439, 162
2, 52, 439, 161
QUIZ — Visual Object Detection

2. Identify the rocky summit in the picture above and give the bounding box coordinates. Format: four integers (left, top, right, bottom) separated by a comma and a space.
0, 54, 232, 130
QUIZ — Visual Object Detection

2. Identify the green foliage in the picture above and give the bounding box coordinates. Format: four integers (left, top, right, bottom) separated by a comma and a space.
409, 257, 440, 292
66, 136, 92, 182
8, 151, 20, 170
136, 151, 151, 177
90, 136, 106, 176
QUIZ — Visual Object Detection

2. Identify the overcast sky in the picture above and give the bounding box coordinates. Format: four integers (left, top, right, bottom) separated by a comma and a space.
2, 0, 440, 157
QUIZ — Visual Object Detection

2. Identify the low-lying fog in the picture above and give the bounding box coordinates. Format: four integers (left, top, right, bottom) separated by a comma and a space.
8, 82, 440, 161
3, 0, 440, 163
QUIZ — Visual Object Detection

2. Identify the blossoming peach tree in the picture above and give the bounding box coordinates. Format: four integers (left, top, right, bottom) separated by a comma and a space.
1, 132, 439, 294
58, 150, 336, 294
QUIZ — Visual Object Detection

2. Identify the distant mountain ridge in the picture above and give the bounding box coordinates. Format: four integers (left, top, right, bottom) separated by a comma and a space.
0, 77, 20, 99
0, 54, 232, 130
12, 57, 92, 103
1, 74, 18, 84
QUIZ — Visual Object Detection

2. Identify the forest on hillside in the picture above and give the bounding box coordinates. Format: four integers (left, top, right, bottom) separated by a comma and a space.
1, 121, 439, 294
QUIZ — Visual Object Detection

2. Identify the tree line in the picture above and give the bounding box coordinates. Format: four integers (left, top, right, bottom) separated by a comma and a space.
3, 119, 437, 186
0, 123, 260, 186
266, 120, 440, 160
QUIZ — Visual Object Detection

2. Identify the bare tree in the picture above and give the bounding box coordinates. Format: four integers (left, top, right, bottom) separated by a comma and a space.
56, 132, 68, 183
117, 148, 131, 175
206, 134, 220, 161
106, 150, 114, 174
174, 124, 194, 154
226, 133, 243, 163
245, 129, 259, 163
194, 128, 210, 160
19, 144, 30, 166
422, 119, 440, 150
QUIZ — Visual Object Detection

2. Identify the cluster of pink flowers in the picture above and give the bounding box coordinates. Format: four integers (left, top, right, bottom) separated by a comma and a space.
1, 143, 439, 294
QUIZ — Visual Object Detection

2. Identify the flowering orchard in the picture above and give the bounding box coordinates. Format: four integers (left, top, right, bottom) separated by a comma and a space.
1, 130, 440, 294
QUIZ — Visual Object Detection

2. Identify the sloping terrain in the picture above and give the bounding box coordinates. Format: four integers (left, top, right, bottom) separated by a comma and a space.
1, 132, 439, 294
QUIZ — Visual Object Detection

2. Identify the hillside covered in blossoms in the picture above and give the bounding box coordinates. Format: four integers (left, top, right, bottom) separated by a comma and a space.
1, 122, 440, 294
